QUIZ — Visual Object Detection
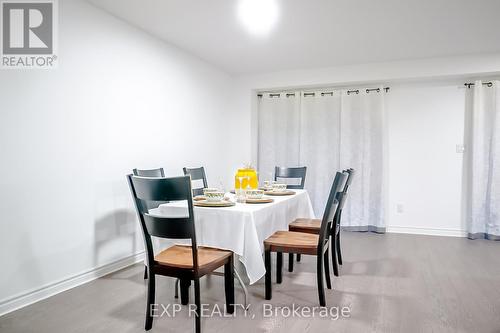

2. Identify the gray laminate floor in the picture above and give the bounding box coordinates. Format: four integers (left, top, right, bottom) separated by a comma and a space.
1, 232, 499, 333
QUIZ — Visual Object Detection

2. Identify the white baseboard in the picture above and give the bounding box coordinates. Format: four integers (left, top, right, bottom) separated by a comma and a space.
0, 251, 145, 317
387, 225, 467, 238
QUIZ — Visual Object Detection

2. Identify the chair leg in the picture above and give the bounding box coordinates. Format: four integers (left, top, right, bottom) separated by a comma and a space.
331, 234, 339, 277
174, 278, 180, 299
180, 279, 191, 305
194, 278, 201, 333
276, 252, 283, 284
224, 255, 235, 314
297, 254, 301, 262
145, 270, 155, 330
288, 253, 294, 272
317, 253, 326, 307
337, 232, 343, 265
265, 250, 272, 300
143, 265, 148, 279
324, 249, 332, 289
330, 241, 339, 276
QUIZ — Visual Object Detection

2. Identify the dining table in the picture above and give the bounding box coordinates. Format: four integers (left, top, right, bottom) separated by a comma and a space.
148, 189, 315, 285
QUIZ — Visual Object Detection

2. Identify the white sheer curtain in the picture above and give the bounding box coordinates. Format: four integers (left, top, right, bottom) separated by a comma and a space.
258, 92, 300, 181
299, 91, 341, 215
257, 88, 387, 231
464, 80, 500, 240
339, 89, 386, 232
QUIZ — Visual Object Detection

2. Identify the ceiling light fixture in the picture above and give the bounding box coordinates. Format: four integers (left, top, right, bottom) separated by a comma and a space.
237, 0, 279, 37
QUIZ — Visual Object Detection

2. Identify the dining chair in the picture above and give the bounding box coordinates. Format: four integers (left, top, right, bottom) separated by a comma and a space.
274, 166, 307, 189
133, 168, 165, 280
263, 171, 347, 306
127, 175, 234, 333
288, 169, 355, 276
275, 166, 306, 265
334, 168, 354, 267
133, 168, 165, 178
183, 167, 208, 197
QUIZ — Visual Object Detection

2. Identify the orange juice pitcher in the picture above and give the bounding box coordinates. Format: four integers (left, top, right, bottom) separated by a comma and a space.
235, 167, 258, 190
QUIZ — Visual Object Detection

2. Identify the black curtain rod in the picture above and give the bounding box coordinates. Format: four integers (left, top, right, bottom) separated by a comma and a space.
258, 87, 390, 97
464, 82, 493, 88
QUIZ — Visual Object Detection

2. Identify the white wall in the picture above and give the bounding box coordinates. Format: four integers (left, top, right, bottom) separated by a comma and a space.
0, 0, 245, 312
234, 55, 500, 237
386, 83, 466, 236
236, 53, 500, 89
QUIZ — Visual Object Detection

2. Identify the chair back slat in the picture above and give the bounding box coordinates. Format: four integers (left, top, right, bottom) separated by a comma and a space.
274, 166, 307, 189
132, 169, 167, 210
133, 168, 165, 177
132, 175, 193, 202
317, 172, 347, 250
144, 216, 194, 239
183, 167, 208, 196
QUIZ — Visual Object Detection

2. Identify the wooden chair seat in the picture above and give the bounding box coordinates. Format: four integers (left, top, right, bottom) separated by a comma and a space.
155, 245, 232, 271
289, 218, 321, 234
264, 231, 319, 255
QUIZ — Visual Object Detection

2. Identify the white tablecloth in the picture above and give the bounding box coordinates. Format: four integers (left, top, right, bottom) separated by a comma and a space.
148, 190, 314, 284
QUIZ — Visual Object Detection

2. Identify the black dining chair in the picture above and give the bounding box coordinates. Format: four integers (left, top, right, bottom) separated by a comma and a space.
133, 168, 165, 279
183, 167, 208, 197
274, 166, 307, 189
133, 168, 165, 178
275, 166, 307, 265
263, 171, 347, 306
289, 168, 355, 276
334, 168, 355, 269
127, 175, 234, 333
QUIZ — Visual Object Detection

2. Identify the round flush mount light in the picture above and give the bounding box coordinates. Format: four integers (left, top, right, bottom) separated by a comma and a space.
237, 0, 279, 36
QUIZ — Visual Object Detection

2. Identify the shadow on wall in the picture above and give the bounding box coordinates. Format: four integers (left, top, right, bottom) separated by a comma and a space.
93, 209, 139, 267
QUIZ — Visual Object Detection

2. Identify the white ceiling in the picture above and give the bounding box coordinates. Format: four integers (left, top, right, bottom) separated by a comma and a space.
90, 0, 500, 75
